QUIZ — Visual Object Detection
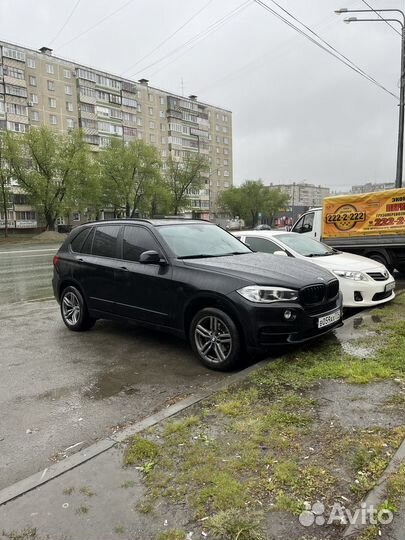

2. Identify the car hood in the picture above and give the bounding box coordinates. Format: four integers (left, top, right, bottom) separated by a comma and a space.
183, 252, 335, 289
302, 252, 388, 273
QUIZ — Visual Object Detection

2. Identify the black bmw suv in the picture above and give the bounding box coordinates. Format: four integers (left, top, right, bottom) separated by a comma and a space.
53, 219, 343, 370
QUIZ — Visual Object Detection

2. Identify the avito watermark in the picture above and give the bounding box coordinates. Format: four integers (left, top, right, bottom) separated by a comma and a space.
299, 501, 393, 527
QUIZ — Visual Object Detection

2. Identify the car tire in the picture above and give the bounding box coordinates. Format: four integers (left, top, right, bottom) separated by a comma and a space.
190, 307, 241, 371
60, 286, 96, 332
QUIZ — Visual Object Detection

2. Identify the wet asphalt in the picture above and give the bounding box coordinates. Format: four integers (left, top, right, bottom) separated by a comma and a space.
0, 243, 404, 491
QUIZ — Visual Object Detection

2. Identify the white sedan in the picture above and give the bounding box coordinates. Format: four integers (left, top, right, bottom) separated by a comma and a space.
234, 230, 395, 308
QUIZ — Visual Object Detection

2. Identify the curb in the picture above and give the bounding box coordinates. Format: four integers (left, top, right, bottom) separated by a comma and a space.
0, 360, 267, 506
344, 436, 405, 537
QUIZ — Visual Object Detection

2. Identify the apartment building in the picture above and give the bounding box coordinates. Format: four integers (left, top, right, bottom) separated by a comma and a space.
351, 181, 395, 194
0, 40, 233, 230
267, 182, 330, 207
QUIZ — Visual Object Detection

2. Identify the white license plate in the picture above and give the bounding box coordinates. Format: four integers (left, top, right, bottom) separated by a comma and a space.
385, 281, 395, 293
318, 309, 341, 329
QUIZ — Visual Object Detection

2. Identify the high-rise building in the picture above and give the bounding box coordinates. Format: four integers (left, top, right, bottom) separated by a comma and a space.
0, 40, 233, 230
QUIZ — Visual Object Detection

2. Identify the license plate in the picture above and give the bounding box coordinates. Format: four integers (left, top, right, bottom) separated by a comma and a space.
318, 309, 341, 329
385, 281, 395, 293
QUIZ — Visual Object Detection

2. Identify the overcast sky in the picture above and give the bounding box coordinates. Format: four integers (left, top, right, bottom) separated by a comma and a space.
1, 0, 403, 190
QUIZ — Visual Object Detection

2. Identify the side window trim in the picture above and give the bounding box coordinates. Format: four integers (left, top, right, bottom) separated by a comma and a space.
70, 227, 90, 253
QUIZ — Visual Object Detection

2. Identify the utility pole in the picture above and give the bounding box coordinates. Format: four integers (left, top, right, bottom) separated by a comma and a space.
336, 7, 405, 187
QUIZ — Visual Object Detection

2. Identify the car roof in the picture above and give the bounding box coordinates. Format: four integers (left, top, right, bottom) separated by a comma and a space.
80, 218, 212, 227
234, 230, 294, 238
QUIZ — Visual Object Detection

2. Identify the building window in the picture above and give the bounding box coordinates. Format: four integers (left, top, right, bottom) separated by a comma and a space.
29, 75, 37, 86
137, 118, 143, 126
161, 149, 167, 157
148, 107, 153, 116
5, 85, 27, 98
7, 121, 27, 132
47, 80, 55, 91
49, 114, 57, 125
30, 93, 39, 104
6, 103, 28, 116
224, 159, 228, 166
223, 126, 228, 133
137, 104, 142, 113
48, 97, 56, 108
67, 118, 74, 129
150, 134, 155, 143
109, 94, 121, 105
77, 68, 97, 82
63, 69, 71, 79
148, 93, 154, 102
160, 123, 166, 131
31, 111, 39, 122
66, 101, 74, 112
160, 96, 165, 105
215, 125, 220, 131
122, 97, 137, 108
149, 121, 155, 129
223, 137, 229, 144
137, 131, 143, 139
46, 64, 54, 74
224, 181, 229, 188
64, 84, 72, 95
3, 47, 26, 62
80, 85, 96, 98
73, 212, 81, 221
224, 170, 229, 177
81, 103, 94, 113
161, 136, 166, 144
27, 58, 36, 69
4, 66, 25, 79
223, 148, 229, 155
159, 110, 165, 118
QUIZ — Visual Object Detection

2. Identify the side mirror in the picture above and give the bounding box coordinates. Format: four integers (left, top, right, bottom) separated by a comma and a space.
273, 250, 288, 257
139, 250, 165, 264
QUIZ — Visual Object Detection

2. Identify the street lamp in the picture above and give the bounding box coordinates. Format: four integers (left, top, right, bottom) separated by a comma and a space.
336, 7, 405, 188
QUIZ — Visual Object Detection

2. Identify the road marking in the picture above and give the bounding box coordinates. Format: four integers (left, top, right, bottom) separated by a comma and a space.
0, 248, 58, 255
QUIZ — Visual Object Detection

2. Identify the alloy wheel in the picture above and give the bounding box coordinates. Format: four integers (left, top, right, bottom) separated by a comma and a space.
62, 292, 81, 326
194, 315, 232, 364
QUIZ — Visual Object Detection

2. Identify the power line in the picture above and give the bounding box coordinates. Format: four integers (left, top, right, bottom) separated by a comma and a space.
254, 0, 399, 100
49, 0, 82, 45
360, 0, 402, 36
56, 0, 136, 50
149, 1, 252, 79
121, 0, 215, 75
129, 0, 252, 78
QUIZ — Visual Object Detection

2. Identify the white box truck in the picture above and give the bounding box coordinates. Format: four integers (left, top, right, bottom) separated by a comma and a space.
291, 188, 405, 273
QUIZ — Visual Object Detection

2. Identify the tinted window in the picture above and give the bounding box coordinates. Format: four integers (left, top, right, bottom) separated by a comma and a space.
92, 225, 119, 258
246, 236, 280, 254
302, 213, 314, 233
122, 226, 160, 262
70, 228, 90, 253
80, 227, 94, 254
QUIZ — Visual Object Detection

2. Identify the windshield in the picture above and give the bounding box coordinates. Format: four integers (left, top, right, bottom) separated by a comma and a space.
158, 224, 252, 258
276, 233, 336, 257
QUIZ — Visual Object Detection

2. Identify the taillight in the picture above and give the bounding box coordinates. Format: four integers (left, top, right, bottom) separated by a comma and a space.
53, 255, 59, 266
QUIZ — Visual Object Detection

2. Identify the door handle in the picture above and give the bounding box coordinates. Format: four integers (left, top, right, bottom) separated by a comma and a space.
120, 266, 129, 271
77, 257, 84, 263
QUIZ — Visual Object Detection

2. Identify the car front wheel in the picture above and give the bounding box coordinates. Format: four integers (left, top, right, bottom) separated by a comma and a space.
60, 286, 95, 332
190, 307, 241, 371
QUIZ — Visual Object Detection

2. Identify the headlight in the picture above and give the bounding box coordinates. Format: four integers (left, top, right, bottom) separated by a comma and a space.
237, 286, 298, 303
333, 270, 367, 281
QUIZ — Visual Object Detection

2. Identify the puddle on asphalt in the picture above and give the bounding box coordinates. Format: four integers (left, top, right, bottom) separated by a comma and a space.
83, 368, 142, 399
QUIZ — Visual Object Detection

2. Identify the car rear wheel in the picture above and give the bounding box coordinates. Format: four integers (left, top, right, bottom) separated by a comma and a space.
190, 307, 241, 371
60, 286, 95, 332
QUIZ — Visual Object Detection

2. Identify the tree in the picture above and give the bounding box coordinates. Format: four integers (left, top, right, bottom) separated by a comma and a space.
0, 133, 13, 238
218, 180, 289, 227
98, 139, 161, 218
6, 126, 91, 230
165, 153, 208, 215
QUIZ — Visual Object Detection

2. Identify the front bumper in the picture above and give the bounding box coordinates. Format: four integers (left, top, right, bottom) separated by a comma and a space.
338, 275, 396, 308
228, 291, 343, 352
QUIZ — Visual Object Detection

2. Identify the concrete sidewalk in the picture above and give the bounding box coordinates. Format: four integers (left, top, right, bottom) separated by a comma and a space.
1, 307, 405, 540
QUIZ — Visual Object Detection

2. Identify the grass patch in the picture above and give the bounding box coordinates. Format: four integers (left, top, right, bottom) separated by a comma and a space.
123, 436, 159, 466
120, 479, 135, 489
62, 487, 75, 495
2, 530, 38, 540
124, 295, 405, 533
206, 508, 265, 540
75, 505, 89, 515
79, 486, 95, 497
155, 531, 186, 540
